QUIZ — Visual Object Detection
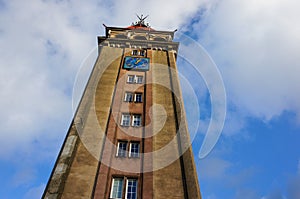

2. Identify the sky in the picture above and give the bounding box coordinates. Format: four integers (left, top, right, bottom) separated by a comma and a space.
0, 0, 300, 198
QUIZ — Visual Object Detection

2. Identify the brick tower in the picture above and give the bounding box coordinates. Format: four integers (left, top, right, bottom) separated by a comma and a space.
43, 15, 201, 199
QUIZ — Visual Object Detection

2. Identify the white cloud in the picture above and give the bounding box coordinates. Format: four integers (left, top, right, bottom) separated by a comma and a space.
1, 0, 298, 161
0, 0, 76, 158
192, 0, 300, 123
196, 153, 260, 198
1, 0, 299, 198
0, 0, 215, 159
0, 0, 217, 197
108, 0, 212, 30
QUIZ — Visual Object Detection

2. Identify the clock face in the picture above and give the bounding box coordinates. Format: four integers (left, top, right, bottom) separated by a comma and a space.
123, 56, 150, 71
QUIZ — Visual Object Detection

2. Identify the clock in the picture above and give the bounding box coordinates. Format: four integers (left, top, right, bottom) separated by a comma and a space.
123, 56, 150, 71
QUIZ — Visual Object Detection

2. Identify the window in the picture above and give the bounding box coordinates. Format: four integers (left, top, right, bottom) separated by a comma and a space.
116, 141, 139, 158
124, 92, 134, 102
132, 115, 142, 127
131, 50, 138, 56
127, 75, 143, 84
121, 114, 131, 126
117, 141, 127, 157
124, 93, 143, 103
129, 142, 140, 158
110, 178, 124, 199
121, 114, 142, 127
131, 50, 145, 57
135, 76, 143, 84
134, 93, 142, 103
127, 75, 135, 83
110, 177, 138, 199
139, 50, 145, 57
126, 179, 138, 199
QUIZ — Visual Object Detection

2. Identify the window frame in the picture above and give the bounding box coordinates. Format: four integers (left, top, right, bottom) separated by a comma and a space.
134, 93, 143, 103
129, 142, 140, 158
124, 92, 134, 102
127, 75, 135, 83
125, 178, 138, 199
116, 141, 128, 157
135, 76, 143, 84
131, 50, 138, 56
139, 50, 145, 57
126, 75, 144, 84
110, 177, 124, 199
131, 50, 146, 57
110, 177, 138, 199
121, 114, 131, 127
132, 114, 142, 127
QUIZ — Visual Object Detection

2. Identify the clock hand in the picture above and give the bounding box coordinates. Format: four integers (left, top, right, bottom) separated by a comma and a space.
135, 59, 141, 64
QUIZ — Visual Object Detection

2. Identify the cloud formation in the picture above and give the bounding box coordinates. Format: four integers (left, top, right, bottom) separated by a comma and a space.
0, 0, 211, 197
0, 0, 213, 158
191, 0, 300, 123
1, 0, 299, 198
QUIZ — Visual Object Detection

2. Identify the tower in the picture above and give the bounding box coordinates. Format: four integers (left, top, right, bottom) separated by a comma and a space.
43, 16, 201, 199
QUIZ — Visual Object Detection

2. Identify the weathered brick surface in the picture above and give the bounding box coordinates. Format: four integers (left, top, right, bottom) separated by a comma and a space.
168, 51, 202, 199
61, 47, 123, 198
152, 50, 185, 198
44, 28, 201, 199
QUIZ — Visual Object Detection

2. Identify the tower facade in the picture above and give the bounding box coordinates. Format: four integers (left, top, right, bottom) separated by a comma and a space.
43, 17, 201, 199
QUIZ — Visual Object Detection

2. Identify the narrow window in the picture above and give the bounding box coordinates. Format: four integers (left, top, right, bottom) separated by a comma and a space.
134, 93, 142, 103
132, 115, 142, 127
117, 141, 127, 157
126, 179, 138, 199
129, 142, 140, 158
127, 75, 134, 83
139, 50, 145, 56
135, 76, 143, 84
132, 50, 138, 56
124, 92, 134, 102
121, 114, 131, 126
110, 178, 124, 199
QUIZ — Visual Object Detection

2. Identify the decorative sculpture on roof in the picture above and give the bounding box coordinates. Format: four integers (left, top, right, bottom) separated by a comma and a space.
132, 14, 150, 27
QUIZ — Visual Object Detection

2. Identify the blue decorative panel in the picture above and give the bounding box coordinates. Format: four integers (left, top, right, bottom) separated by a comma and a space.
123, 57, 150, 71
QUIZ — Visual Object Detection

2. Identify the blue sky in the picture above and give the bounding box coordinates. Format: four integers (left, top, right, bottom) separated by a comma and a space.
0, 0, 300, 199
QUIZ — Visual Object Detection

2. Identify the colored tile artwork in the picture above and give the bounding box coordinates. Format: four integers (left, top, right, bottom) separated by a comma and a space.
123, 56, 150, 70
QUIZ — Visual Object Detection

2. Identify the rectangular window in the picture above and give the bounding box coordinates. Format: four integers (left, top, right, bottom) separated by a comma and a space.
126, 179, 138, 199
134, 93, 142, 103
132, 50, 138, 56
132, 115, 142, 127
132, 50, 145, 57
135, 76, 143, 84
127, 75, 143, 84
110, 178, 124, 199
121, 114, 131, 126
129, 142, 140, 158
117, 141, 127, 157
127, 75, 134, 83
139, 50, 145, 57
124, 92, 134, 102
